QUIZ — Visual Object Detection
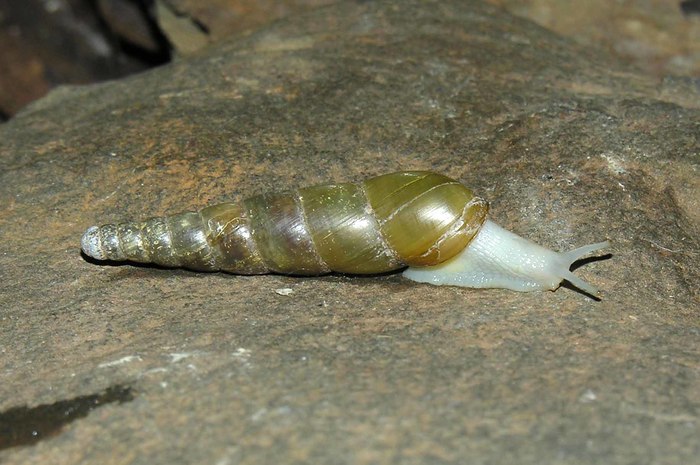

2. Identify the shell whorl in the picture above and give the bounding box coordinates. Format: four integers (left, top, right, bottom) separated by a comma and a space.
80, 171, 489, 275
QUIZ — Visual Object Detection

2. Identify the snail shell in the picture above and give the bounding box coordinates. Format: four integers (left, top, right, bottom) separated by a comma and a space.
81, 171, 608, 295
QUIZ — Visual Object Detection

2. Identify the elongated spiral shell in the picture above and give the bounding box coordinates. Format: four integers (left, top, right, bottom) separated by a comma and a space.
81, 171, 489, 275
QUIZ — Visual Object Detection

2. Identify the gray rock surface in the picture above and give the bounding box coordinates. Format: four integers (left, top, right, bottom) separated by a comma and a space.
0, 0, 698, 463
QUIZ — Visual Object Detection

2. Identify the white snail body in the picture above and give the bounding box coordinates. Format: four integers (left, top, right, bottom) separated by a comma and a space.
403, 219, 609, 295
81, 171, 609, 295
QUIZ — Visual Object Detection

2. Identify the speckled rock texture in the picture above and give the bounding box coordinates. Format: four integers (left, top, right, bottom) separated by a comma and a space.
0, 1, 698, 464
489, 0, 700, 78
156, 0, 336, 52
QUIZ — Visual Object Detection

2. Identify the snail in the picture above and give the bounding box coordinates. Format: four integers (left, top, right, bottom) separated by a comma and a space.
81, 171, 609, 295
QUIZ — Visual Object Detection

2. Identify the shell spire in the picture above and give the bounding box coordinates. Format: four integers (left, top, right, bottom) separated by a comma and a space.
81, 171, 488, 274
